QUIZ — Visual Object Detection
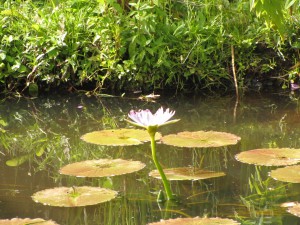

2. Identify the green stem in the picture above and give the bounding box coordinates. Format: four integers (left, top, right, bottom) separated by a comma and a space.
149, 133, 174, 200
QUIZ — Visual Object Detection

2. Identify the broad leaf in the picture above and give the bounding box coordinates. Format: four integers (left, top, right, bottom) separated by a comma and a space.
270, 165, 300, 183
81, 129, 161, 146
148, 217, 240, 225
32, 186, 117, 207
235, 148, 300, 166
149, 167, 225, 181
161, 131, 241, 148
60, 158, 145, 177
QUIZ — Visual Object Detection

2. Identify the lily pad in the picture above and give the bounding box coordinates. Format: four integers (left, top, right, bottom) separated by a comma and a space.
288, 203, 300, 217
32, 186, 117, 207
81, 129, 161, 146
235, 148, 300, 166
148, 217, 240, 225
59, 158, 146, 177
161, 131, 241, 148
0, 218, 58, 225
270, 165, 300, 183
149, 167, 226, 181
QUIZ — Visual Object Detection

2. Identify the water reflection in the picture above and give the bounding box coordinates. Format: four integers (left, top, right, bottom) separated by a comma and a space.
1, 92, 300, 224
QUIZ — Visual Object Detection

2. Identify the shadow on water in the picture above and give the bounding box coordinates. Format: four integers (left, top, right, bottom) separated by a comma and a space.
1, 91, 300, 224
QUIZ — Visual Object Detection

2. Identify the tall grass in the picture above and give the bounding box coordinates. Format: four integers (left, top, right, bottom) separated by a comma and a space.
0, 0, 299, 94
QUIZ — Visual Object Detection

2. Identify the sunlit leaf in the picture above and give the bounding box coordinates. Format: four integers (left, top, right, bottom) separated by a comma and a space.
6, 154, 31, 167
148, 217, 240, 225
235, 148, 300, 166
32, 186, 117, 207
149, 167, 225, 181
161, 131, 241, 148
288, 203, 300, 217
81, 129, 161, 146
281, 202, 300, 217
270, 165, 300, 183
59, 158, 146, 177
0, 218, 58, 225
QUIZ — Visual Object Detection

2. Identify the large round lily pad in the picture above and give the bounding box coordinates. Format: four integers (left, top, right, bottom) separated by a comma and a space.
235, 148, 300, 166
148, 217, 240, 225
149, 167, 225, 181
270, 165, 300, 183
161, 131, 241, 148
32, 186, 117, 207
81, 129, 161, 146
59, 158, 146, 177
0, 218, 58, 225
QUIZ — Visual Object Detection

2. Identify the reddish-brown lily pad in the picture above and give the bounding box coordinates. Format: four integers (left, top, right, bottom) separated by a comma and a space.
270, 165, 300, 183
59, 158, 146, 177
148, 217, 240, 225
32, 186, 117, 207
149, 167, 225, 181
81, 129, 161, 146
235, 148, 300, 166
161, 131, 241, 148
0, 218, 58, 225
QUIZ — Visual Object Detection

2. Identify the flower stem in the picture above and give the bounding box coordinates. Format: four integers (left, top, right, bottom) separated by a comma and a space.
149, 133, 174, 201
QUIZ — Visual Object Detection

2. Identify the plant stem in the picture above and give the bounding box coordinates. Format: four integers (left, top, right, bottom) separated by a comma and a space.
149, 133, 174, 200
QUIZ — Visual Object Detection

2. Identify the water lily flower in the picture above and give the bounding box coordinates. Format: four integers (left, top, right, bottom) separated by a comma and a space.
126, 107, 180, 130
125, 107, 179, 201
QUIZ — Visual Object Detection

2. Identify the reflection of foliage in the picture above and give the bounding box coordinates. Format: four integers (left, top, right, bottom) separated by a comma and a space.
238, 166, 289, 224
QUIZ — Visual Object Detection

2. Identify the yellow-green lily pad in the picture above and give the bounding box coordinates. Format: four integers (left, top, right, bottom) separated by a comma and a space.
32, 186, 117, 207
235, 148, 300, 166
59, 158, 146, 177
81, 129, 161, 146
149, 167, 226, 181
0, 218, 58, 225
270, 165, 300, 183
161, 131, 241, 148
148, 217, 240, 225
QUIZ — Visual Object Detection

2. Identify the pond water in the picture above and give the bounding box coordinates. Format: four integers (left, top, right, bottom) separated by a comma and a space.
1, 91, 300, 224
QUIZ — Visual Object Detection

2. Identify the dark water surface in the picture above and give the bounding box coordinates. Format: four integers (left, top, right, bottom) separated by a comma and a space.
1, 91, 300, 224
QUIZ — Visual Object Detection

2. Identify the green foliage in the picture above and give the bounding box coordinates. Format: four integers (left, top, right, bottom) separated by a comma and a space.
0, 0, 300, 93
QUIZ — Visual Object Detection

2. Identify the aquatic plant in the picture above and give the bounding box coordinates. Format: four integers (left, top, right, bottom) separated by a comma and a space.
126, 107, 180, 200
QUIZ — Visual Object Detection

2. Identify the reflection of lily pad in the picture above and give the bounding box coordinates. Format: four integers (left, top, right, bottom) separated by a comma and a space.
161, 131, 241, 148
235, 148, 300, 166
81, 129, 161, 146
148, 217, 240, 225
270, 165, 300, 183
149, 167, 226, 181
32, 186, 117, 207
60, 158, 146, 177
0, 218, 58, 225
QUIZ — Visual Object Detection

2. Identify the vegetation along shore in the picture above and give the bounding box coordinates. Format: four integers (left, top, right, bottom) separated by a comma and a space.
1, 0, 300, 96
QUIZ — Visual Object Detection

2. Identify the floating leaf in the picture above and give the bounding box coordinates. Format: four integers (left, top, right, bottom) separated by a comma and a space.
0, 218, 58, 225
288, 204, 300, 218
59, 158, 146, 177
81, 129, 161, 146
161, 131, 241, 148
235, 148, 300, 166
270, 165, 300, 183
149, 167, 225, 181
32, 186, 117, 207
148, 217, 240, 225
